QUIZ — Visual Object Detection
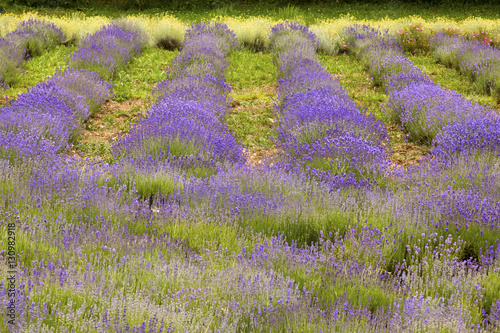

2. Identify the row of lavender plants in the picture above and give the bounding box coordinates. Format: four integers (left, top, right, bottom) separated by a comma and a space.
429, 33, 500, 103
341, 23, 500, 328
109, 21, 244, 202
270, 22, 389, 190
345, 23, 500, 244
0, 19, 64, 89
345, 24, 498, 152
0, 21, 146, 168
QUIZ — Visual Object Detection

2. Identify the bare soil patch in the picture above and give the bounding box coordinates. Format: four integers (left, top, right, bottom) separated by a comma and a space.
80, 98, 147, 144
71, 98, 148, 160
386, 123, 428, 168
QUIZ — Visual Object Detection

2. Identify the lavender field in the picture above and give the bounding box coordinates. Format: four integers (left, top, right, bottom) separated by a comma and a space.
0, 10, 499, 332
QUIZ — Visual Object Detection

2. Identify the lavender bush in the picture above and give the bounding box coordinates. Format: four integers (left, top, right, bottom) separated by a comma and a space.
112, 97, 244, 166
0, 19, 64, 88
384, 82, 489, 144
7, 18, 65, 58
48, 68, 114, 115
430, 32, 500, 102
69, 22, 147, 80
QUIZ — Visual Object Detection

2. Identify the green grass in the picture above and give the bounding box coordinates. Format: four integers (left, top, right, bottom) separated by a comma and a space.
5, 3, 500, 22
72, 139, 112, 162
113, 48, 178, 101
226, 50, 276, 91
226, 50, 277, 156
2, 44, 75, 97
101, 103, 145, 134
226, 93, 276, 154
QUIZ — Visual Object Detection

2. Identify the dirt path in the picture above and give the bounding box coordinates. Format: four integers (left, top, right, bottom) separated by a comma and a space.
70, 98, 148, 161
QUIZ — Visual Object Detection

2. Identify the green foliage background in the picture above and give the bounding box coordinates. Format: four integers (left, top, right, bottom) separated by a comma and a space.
4, 0, 498, 11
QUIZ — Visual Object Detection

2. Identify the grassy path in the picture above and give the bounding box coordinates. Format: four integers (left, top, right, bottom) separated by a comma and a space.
226, 50, 278, 164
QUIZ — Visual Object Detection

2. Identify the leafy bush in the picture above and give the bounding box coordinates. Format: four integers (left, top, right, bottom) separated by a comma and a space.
396, 22, 430, 55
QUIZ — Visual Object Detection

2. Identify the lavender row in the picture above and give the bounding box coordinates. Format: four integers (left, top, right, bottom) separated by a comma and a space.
0, 18, 64, 89
270, 22, 389, 189
429, 33, 500, 103
345, 25, 500, 246
0, 70, 112, 164
112, 22, 244, 185
345, 25, 499, 162
0, 22, 146, 165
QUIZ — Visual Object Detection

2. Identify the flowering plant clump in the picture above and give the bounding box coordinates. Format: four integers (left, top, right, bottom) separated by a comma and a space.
7, 18, 65, 57
471, 30, 500, 48
0, 18, 64, 88
432, 115, 500, 162
430, 32, 500, 102
384, 82, 488, 144
396, 22, 430, 55
69, 21, 146, 80
0, 65, 115, 162
168, 33, 230, 80
184, 21, 238, 51
152, 74, 231, 112
48, 68, 114, 115
441, 27, 462, 37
